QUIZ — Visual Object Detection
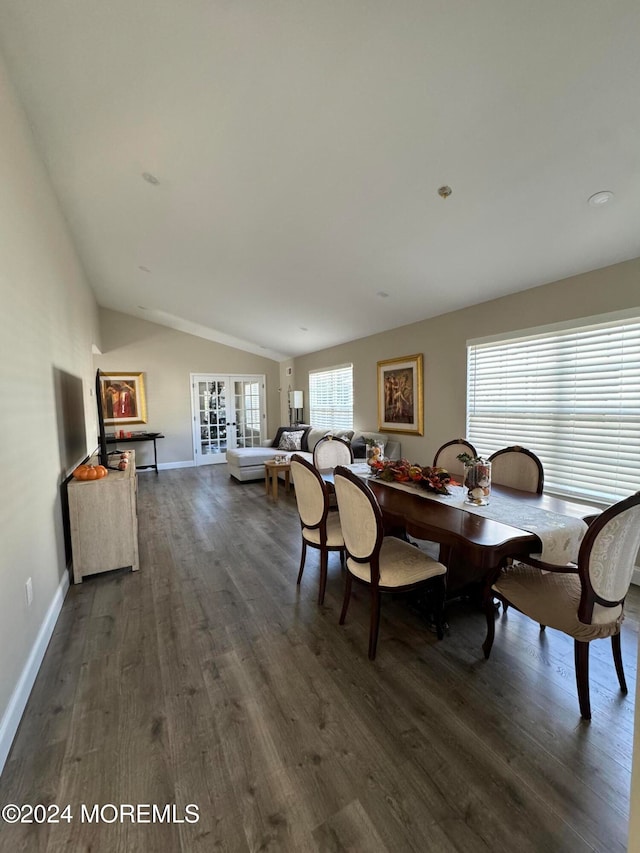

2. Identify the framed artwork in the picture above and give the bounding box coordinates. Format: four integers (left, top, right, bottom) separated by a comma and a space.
100, 372, 147, 425
377, 354, 424, 435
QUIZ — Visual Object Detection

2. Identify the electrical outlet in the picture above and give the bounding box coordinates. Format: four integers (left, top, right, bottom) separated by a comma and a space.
25, 577, 33, 608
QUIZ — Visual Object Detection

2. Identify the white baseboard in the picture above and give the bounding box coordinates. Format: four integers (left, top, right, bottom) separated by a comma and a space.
0, 569, 70, 775
157, 460, 195, 470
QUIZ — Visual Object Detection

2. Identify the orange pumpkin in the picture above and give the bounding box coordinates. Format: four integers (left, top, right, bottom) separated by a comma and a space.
72, 463, 108, 481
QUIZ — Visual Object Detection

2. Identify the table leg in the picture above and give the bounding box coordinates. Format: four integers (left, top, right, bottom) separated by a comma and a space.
273, 471, 279, 501
265, 466, 270, 495
153, 437, 159, 474
284, 470, 290, 493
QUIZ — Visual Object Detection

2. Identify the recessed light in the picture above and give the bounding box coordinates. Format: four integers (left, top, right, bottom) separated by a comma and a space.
299, 326, 308, 331
588, 190, 614, 206
142, 172, 160, 185
376, 291, 389, 298
438, 185, 452, 199
137, 305, 147, 310
138, 265, 151, 273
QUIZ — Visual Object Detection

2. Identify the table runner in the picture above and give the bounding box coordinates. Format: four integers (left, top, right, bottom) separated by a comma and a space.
349, 465, 587, 564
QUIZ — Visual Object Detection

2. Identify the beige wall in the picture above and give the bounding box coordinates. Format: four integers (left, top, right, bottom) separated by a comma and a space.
0, 53, 100, 744
96, 309, 282, 466
294, 257, 640, 463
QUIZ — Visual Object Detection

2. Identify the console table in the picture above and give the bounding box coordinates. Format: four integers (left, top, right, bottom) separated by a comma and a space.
67, 451, 139, 583
106, 432, 164, 473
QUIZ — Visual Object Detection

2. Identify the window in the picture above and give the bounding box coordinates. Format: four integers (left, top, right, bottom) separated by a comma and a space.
466, 312, 640, 503
309, 364, 353, 429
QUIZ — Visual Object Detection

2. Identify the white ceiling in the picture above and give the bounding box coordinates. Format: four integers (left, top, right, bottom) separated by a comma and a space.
1, 1, 639, 361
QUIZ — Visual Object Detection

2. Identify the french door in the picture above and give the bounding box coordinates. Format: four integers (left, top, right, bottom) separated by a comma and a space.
191, 374, 266, 465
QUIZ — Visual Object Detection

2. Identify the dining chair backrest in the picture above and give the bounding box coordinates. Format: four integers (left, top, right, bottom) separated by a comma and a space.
433, 438, 477, 478
290, 454, 329, 529
333, 466, 383, 564
313, 435, 354, 470
577, 491, 640, 624
488, 446, 544, 494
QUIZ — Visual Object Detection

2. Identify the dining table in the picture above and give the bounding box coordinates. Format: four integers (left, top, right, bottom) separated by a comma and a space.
323, 464, 601, 597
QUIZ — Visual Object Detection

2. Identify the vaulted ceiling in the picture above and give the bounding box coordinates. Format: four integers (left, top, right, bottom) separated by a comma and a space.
1, 1, 639, 359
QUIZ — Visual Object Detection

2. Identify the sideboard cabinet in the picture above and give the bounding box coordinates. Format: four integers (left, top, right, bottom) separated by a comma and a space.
67, 451, 139, 583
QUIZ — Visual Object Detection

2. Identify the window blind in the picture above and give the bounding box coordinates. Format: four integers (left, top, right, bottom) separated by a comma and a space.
309, 364, 353, 429
467, 315, 640, 503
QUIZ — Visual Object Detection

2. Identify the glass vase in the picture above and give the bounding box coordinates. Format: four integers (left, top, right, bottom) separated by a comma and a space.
463, 460, 491, 505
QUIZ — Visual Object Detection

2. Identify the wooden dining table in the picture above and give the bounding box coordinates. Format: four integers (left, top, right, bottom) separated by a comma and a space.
323, 468, 601, 596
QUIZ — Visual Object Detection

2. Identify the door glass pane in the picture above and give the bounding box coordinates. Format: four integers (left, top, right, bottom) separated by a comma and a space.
197, 380, 228, 456
235, 380, 262, 448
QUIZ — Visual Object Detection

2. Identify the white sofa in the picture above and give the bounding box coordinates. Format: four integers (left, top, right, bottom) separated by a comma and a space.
226, 426, 401, 482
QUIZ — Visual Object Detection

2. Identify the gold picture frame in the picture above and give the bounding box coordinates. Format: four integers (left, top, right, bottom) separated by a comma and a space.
377, 354, 424, 435
99, 371, 147, 426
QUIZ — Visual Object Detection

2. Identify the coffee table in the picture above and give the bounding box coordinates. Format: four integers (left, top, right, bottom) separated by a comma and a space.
264, 460, 291, 500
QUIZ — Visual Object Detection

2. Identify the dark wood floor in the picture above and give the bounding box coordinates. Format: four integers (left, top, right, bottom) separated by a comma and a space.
1, 465, 637, 852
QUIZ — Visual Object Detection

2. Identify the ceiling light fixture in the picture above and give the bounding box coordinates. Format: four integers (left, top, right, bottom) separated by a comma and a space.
588, 190, 614, 206
142, 172, 160, 185
299, 326, 308, 331
138, 265, 151, 273
376, 291, 389, 298
438, 185, 452, 199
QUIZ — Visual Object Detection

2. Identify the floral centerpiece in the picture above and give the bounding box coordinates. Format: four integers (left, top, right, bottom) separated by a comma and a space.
457, 452, 491, 505
369, 457, 455, 495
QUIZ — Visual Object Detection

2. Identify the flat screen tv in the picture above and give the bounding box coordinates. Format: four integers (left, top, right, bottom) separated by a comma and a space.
96, 369, 109, 467
54, 367, 88, 477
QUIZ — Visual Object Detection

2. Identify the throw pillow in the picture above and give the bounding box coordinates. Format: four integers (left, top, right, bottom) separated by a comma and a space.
327, 429, 355, 442
272, 425, 311, 449
351, 435, 367, 459
305, 428, 330, 452
278, 430, 303, 451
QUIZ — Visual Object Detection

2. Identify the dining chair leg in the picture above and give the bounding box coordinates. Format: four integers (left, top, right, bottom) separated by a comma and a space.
574, 640, 592, 720
482, 593, 497, 659
296, 540, 307, 586
433, 575, 446, 641
339, 547, 345, 569
318, 548, 328, 605
368, 588, 382, 660
611, 632, 628, 693
339, 572, 352, 625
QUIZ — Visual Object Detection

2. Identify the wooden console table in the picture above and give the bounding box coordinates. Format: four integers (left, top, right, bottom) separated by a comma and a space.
67, 451, 139, 583
106, 432, 164, 473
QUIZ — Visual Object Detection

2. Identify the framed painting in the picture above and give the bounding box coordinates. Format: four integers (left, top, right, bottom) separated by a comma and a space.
99, 371, 147, 426
377, 354, 424, 435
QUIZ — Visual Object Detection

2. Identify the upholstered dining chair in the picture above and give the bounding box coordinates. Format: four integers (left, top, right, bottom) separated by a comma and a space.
488, 446, 545, 614
333, 465, 447, 660
488, 445, 544, 494
405, 439, 478, 560
313, 435, 354, 470
290, 454, 345, 605
483, 490, 640, 720
433, 438, 477, 480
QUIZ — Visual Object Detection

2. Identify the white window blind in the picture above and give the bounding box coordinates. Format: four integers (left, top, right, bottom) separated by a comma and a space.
309, 364, 353, 429
467, 315, 640, 503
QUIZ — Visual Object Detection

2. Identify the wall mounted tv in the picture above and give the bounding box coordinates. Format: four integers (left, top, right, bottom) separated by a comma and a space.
96, 368, 109, 467
53, 367, 88, 477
